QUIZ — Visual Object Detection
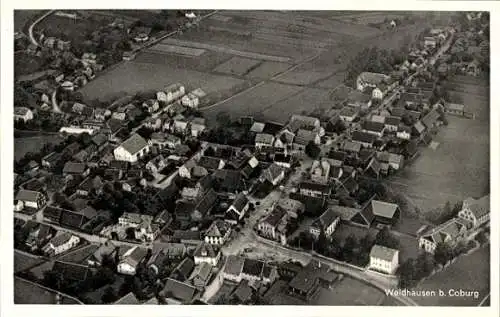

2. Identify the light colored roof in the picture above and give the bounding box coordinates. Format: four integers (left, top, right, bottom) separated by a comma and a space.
342, 141, 361, 153
262, 163, 284, 183
223, 255, 245, 276
250, 122, 265, 133
206, 220, 231, 238
118, 133, 148, 155
49, 232, 74, 247
358, 72, 390, 85
339, 106, 358, 117
370, 244, 398, 262
255, 133, 274, 145
371, 115, 386, 123
294, 129, 318, 145
191, 88, 206, 98
14, 107, 30, 116
463, 194, 489, 219
370, 200, 399, 218
115, 292, 140, 304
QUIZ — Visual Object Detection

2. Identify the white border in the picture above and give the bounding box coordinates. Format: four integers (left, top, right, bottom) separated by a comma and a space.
1, 1, 499, 317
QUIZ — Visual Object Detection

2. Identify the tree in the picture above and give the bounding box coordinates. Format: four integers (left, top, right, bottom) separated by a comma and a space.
305, 141, 321, 159
397, 259, 417, 288
101, 286, 118, 303
216, 111, 231, 126
315, 231, 329, 255
414, 252, 435, 280
374, 227, 400, 249
125, 227, 136, 240
342, 234, 359, 262
434, 242, 453, 266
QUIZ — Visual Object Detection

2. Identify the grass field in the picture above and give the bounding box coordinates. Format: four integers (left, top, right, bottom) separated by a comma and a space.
14, 135, 64, 161
245, 61, 292, 79
15, 277, 81, 304
385, 77, 489, 213
35, 14, 113, 43
273, 70, 334, 86
410, 245, 490, 306
313, 277, 386, 305
79, 61, 245, 102
135, 50, 233, 72
213, 56, 262, 76
201, 82, 303, 121
14, 10, 43, 32
14, 250, 46, 273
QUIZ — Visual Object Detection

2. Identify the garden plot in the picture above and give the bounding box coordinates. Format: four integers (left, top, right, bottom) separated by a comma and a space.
79, 61, 245, 102
213, 56, 262, 76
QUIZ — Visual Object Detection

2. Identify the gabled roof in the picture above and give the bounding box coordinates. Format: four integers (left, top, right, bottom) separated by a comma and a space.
190, 262, 212, 282
421, 109, 440, 129
63, 162, 87, 174
364, 199, 399, 219
250, 122, 265, 133
312, 208, 340, 231
232, 280, 253, 302
261, 163, 284, 183
206, 220, 231, 238
15, 189, 43, 202
255, 133, 274, 145
114, 292, 140, 304
299, 181, 330, 193
223, 255, 245, 276
342, 141, 361, 153
163, 278, 197, 303
91, 133, 108, 146
261, 206, 287, 227
463, 194, 489, 219
231, 193, 249, 211
365, 157, 381, 175
242, 258, 265, 277
194, 189, 217, 215
194, 242, 219, 259
352, 131, 377, 144
198, 156, 223, 170
173, 257, 195, 278
49, 232, 74, 247
121, 246, 148, 268
363, 121, 385, 133
385, 116, 401, 126
358, 72, 390, 85
294, 129, 318, 145
118, 133, 148, 155
370, 245, 398, 262
413, 121, 426, 134
339, 106, 358, 117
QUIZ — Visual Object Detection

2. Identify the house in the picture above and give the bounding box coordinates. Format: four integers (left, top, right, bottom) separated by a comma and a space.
231, 280, 254, 303
257, 206, 289, 243
161, 278, 197, 304
362, 121, 385, 137
445, 103, 465, 116
309, 208, 341, 239
193, 242, 221, 266
118, 213, 160, 242
191, 189, 218, 222
76, 176, 103, 197
25, 223, 53, 251
424, 36, 437, 49
396, 125, 412, 140
384, 116, 401, 132
146, 155, 168, 174
419, 217, 471, 254
181, 88, 206, 109
42, 233, 80, 256
273, 153, 293, 169
15, 189, 47, 210
275, 128, 295, 150
117, 246, 149, 275
178, 159, 199, 179
412, 121, 426, 139
293, 129, 320, 151
346, 90, 372, 109
190, 117, 206, 137
41, 152, 63, 169
288, 260, 338, 300
260, 163, 285, 186
197, 156, 225, 171
352, 131, 377, 148
351, 199, 400, 228
132, 26, 152, 42
226, 193, 250, 223
376, 152, 404, 171
189, 262, 213, 288
113, 133, 151, 163
205, 220, 232, 245
152, 242, 187, 261
255, 133, 275, 150
63, 162, 90, 177
87, 244, 118, 267
14, 107, 34, 122
144, 117, 162, 130
339, 106, 359, 126
421, 108, 441, 130
142, 99, 160, 113
171, 114, 190, 134
151, 132, 181, 150
457, 194, 490, 228
91, 133, 108, 150
288, 115, 321, 132
298, 181, 331, 198
171, 257, 195, 281
162, 83, 186, 104
222, 255, 278, 285
369, 245, 399, 274
342, 141, 361, 156
310, 160, 331, 184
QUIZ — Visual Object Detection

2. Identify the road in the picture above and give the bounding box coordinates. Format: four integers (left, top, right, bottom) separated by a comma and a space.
28, 10, 54, 46
51, 89, 62, 113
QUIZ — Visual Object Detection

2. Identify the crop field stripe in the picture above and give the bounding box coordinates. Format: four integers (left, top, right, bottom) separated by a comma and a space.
161, 38, 292, 63
148, 43, 206, 56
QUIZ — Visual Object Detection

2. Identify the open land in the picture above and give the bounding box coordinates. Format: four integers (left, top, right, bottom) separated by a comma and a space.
14, 135, 64, 161
15, 277, 81, 304
313, 277, 386, 305
14, 250, 45, 273
386, 77, 489, 213
14, 10, 43, 32
410, 245, 490, 306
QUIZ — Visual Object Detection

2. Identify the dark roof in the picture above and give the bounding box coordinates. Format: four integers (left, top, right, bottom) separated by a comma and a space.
390, 107, 406, 118
352, 131, 377, 144
232, 280, 253, 302
91, 133, 108, 146
194, 189, 218, 215
60, 210, 89, 229
44, 206, 65, 223
52, 261, 90, 282
365, 157, 381, 175
261, 206, 287, 227
242, 258, 264, 277
115, 292, 140, 304
328, 150, 346, 162
206, 220, 231, 238
198, 156, 223, 171
63, 162, 87, 174
363, 121, 385, 133
231, 193, 249, 211
299, 181, 330, 193
312, 208, 340, 231
15, 189, 43, 202
172, 230, 202, 241
162, 278, 197, 303
385, 116, 401, 126
172, 257, 195, 279
213, 169, 242, 192
421, 109, 440, 129
223, 255, 245, 276
119, 133, 148, 155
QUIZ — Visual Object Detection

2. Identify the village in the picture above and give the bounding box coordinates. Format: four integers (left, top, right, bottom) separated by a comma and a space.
13, 11, 490, 306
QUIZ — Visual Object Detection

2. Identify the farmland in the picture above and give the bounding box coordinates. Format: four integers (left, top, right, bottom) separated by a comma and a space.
410, 245, 490, 306
14, 10, 43, 32
79, 61, 245, 103
385, 77, 489, 213
14, 135, 64, 161
14, 250, 45, 273
213, 56, 262, 76
15, 277, 81, 304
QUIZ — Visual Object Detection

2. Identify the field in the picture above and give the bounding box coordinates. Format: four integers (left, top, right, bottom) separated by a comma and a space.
14, 10, 43, 32
410, 245, 490, 306
245, 61, 292, 79
148, 43, 207, 57
14, 52, 47, 76
14, 250, 46, 273
79, 62, 245, 102
313, 277, 386, 305
202, 82, 303, 121
14, 135, 64, 161
15, 277, 81, 304
35, 14, 113, 43
213, 56, 262, 76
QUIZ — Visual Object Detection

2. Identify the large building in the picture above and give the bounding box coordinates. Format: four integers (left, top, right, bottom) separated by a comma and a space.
418, 217, 471, 254
369, 245, 399, 274
457, 194, 490, 228
113, 133, 151, 163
